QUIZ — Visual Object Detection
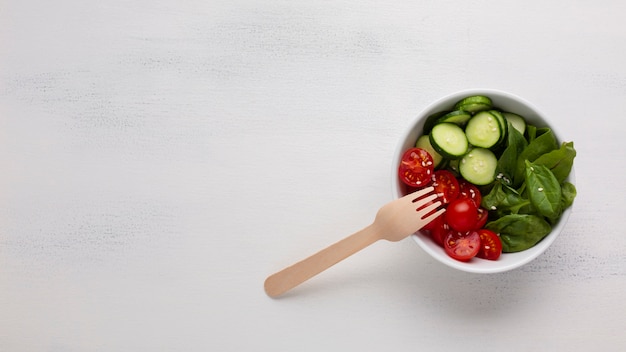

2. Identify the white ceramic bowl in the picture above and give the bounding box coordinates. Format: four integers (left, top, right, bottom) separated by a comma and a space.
391, 89, 575, 273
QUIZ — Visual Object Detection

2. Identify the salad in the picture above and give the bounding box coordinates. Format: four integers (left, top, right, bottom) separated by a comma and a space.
398, 95, 577, 262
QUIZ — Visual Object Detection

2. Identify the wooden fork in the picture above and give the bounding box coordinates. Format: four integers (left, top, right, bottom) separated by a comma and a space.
264, 186, 444, 297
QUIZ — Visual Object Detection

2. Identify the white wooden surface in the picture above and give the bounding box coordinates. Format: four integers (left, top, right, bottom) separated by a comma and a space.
1, 1, 625, 351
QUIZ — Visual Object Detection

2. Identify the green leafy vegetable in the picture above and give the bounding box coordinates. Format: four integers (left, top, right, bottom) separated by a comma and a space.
500, 187, 531, 215
525, 160, 562, 219
485, 214, 552, 252
482, 182, 505, 210
482, 181, 531, 215
533, 141, 576, 183
560, 182, 577, 210
526, 124, 537, 142
496, 123, 527, 184
481, 123, 576, 253
513, 128, 558, 186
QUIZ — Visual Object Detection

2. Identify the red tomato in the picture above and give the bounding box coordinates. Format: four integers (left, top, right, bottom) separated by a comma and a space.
476, 229, 502, 260
404, 186, 420, 195
422, 211, 443, 232
398, 148, 434, 188
431, 220, 449, 247
423, 214, 447, 246
458, 179, 482, 207
474, 207, 488, 229
445, 198, 479, 232
444, 230, 480, 261
432, 170, 460, 204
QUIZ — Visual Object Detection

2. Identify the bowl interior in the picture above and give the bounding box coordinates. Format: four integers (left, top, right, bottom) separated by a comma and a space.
391, 89, 574, 273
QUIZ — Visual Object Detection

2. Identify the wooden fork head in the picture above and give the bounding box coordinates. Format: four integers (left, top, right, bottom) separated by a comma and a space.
374, 186, 444, 242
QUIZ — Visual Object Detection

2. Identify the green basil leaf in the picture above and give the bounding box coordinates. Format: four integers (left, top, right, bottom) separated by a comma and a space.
533, 141, 576, 183
485, 214, 552, 252
525, 160, 562, 219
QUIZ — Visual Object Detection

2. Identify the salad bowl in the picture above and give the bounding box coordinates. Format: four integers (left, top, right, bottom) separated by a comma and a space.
391, 89, 576, 273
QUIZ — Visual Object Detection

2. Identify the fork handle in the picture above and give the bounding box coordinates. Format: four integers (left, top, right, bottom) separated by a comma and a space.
264, 224, 380, 297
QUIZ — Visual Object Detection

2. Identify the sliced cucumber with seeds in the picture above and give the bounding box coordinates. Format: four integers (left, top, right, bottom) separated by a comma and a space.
503, 112, 526, 135
459, 148, 497, 185
415, 135, 443, 168
465, 111, 503, 149
429, 123, 469, 159
453, 95, 492, 113
488, 110, 508, 147
435, 110, 472, 126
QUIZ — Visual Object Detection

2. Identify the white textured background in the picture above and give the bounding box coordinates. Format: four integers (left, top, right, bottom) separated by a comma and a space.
1, 1, 625, 351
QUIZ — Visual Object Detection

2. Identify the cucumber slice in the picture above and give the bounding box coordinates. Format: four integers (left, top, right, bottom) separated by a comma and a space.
459, 148, 497, 185
429, 123, 469, 159
503, 112, 526, 135
488, 110, 508, 147
465, 111, 503, 149
453, 95, 493, 113
436, 110, 472, 126
415, 135, 444, 168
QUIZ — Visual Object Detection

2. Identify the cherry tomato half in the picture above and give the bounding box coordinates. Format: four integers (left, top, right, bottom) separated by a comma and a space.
422, 210, 443, 232
476, 229, 502, 261
422, 213, 447, 246
445, 198, 479, 232
398, 148, 434, 188
444, 230, 480, 261
475, 207, 489, 229
458, 179, 482, 207
431, 219, 449, 247
432, 170, 460, 204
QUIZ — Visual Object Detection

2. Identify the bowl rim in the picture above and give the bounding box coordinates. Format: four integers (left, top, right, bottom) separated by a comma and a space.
391, 88, 575, 274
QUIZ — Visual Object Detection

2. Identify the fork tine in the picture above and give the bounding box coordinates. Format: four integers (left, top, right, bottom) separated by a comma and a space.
414, 193, 438, 209
404, 187, 445, 225
417, 201, 445, 221
403, 186, 436, 202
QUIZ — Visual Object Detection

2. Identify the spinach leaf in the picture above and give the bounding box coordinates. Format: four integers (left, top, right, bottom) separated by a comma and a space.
525, 160, 562, 219
500, 188, 531, 214
560, 181, 577, 209
513, 128, 558, 186
482, 181, 532, 215
526, 124, 537, 142
496, 123, 527, 184
481, 182, 506, 210
485, 214, 552, 252
533, 141, 576, 183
